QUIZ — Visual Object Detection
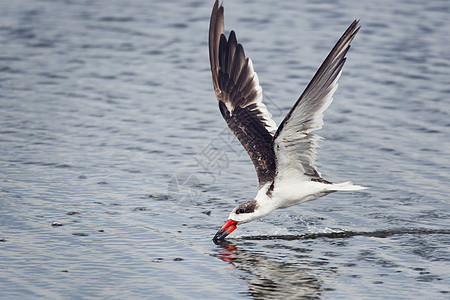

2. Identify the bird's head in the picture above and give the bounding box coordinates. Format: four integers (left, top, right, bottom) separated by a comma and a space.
213, 199, 261, 243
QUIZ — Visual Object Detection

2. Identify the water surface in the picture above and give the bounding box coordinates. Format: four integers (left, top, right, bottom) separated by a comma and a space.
1, 0, 449, 299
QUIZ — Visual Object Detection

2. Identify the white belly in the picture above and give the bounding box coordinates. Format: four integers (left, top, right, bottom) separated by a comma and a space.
271, 179, 330, 209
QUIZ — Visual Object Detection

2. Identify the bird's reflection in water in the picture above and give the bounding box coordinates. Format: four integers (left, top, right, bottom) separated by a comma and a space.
214, 242, 321, 299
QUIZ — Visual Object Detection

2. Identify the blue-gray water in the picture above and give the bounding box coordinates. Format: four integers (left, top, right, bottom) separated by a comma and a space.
1, 0, 449, 299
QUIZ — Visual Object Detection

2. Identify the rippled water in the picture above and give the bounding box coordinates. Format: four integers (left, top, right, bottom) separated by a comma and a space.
1, 0, 449, 299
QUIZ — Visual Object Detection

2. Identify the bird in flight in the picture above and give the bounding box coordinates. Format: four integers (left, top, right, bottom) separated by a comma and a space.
209, 0, 366, 243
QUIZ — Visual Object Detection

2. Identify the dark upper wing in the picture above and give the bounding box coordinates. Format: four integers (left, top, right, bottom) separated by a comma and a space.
273, 20, 360, 181
209, 0, 278, 186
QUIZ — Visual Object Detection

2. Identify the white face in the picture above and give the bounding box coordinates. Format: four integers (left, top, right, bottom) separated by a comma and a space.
228, 200, 262, 224
228, 209, 253, 223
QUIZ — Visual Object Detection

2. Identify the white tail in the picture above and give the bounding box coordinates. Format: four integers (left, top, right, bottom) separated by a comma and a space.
331, 181, 367, 191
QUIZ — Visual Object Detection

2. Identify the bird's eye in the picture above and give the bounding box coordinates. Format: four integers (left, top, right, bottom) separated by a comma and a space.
237, 208, 245, 214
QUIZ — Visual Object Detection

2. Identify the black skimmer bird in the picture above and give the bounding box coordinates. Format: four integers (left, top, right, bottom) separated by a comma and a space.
209, 0, 365, 243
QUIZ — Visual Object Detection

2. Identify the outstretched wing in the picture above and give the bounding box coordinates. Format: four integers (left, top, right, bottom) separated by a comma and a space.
273, 20, 360, 182
209, 0, 277, 186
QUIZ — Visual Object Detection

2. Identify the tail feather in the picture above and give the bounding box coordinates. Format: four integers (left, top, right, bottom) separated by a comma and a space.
330, 181, 367, 191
